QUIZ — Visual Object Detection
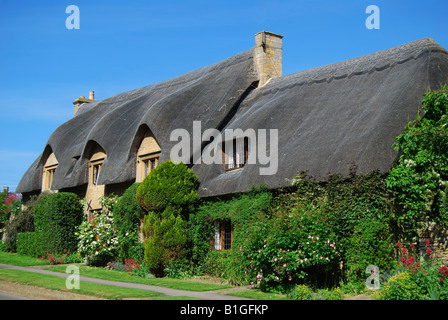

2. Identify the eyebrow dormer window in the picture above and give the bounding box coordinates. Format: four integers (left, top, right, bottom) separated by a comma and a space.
136, 129, 161, 182
42, 152, 58, 192
89, 149, 106, 187
224, 137, 248, 171
92, 161, 102, 186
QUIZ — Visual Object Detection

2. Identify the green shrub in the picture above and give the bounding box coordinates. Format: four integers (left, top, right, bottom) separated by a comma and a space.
323, 171, 394, 283
34, 192, 83, 254
386, 87, 448, 239
136, 161, 199, 218
374, 271, 423, 300
16, 232, 44, 257
203, 250, 244, 285
137, 161, 200, 277
190, 187, 273, 279
288, 284, 314, 300
0, 192, 21, 230
377, 241, 448, 300
236, 207, 342, 292
143, 207, 189, 277
76, 209, 118, 266
312, 287, 345, 300
3, 196, 36, 252
113, 183, 144, 261
344, 215, 394, 283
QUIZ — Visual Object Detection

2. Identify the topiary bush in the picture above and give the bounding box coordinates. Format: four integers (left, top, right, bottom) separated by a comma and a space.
136, 161, 200, 277
34, 192, 83, 254
136, 160, 199, 218
143, 207, 188, 277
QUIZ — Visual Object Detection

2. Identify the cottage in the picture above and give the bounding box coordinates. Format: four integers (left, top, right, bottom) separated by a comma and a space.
16, 32, 448, 218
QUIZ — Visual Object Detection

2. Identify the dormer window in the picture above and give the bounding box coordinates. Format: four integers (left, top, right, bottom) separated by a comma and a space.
91, 161, 102, 186
224, 137, 249, 171
85, 144, 107, 217
136, 129, 161, 182
89, 150, 106, 187
42, 152, 58, 192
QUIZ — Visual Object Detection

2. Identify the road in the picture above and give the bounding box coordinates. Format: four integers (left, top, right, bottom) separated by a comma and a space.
0, 291, 36, 300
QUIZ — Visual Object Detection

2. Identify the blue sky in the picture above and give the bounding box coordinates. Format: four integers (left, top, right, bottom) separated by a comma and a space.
0, 0, 447, 192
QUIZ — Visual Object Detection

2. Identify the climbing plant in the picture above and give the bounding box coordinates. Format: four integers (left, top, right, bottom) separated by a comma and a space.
386, 86, 448, 239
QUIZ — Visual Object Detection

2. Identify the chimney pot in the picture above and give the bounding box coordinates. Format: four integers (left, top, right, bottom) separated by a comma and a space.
89, 91, 94, 100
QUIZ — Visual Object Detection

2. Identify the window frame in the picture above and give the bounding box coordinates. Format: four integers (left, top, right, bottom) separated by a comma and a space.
223, 137, 249, 171
137, 152, 160, 182
211, 219, 233, 251
43, 164, 57, 191
90, 159, 103, 186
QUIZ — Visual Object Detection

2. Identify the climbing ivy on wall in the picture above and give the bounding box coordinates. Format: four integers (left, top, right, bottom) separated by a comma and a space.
386, 86, 448, 238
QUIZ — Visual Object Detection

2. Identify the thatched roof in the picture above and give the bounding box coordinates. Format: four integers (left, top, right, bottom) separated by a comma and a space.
16, 38, 448, 198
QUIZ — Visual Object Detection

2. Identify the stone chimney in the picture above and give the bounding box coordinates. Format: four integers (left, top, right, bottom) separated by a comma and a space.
73, 91, 98, 116
254, 31, 284, 87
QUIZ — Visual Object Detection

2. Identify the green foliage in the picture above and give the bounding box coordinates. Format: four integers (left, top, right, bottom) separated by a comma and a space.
374, 271, 423, 300
136, 161, 200, 277
288, 284, 314, 300
33, 192, 83, 254
143, 207, 189, 277
373, 240, 448, 300
288, 284, 344, 300
386, 87, 448, 238
187, 187, 274, 284
344, 215, 394, 282
3, 194, 39, 252
112, 183, 144, 262
236, 203, 342, 292
215, 172, 395, 291
0, 192, 21, 229
16, 232, 44, 257
76, 196, 119, 266
136, 161, 200, 218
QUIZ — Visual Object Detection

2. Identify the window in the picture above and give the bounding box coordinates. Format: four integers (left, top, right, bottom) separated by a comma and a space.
88, 147, 106, 187
212, 219, 232, 251
44, 165, 57, 190
86, 144, 106, 212
140, 154, 159, 180
92, 161, 102, 186
224, 137, 249, 171
42, 152, 58, 192
136, 129, 161, 182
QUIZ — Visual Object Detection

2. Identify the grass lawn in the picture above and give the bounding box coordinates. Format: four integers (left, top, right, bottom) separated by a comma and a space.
226, 290, 290, 300
1, 252, 293, 300
0, 268, 165, 300
45, 265, 232, 292
0, 252, 49, 266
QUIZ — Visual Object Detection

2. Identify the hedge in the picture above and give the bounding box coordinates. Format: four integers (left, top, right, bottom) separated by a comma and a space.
16, 232, 44, 257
